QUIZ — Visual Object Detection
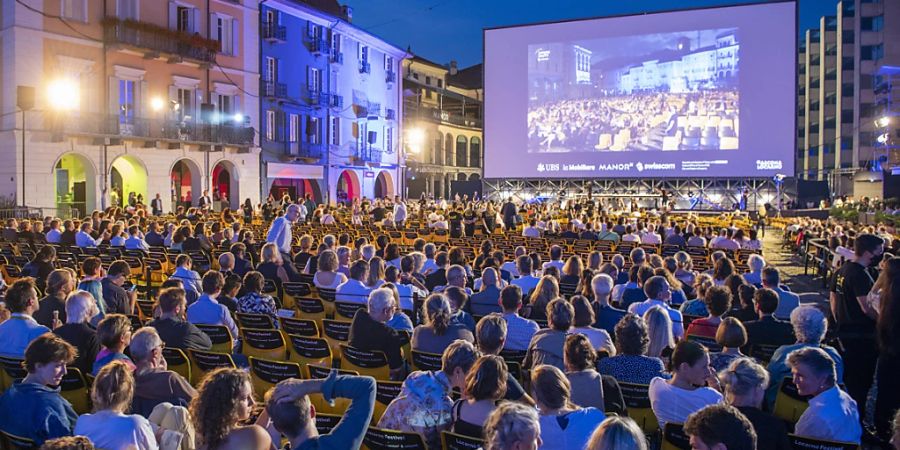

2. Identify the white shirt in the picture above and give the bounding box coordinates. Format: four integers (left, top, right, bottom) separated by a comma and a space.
542, 260, 564, 272
641, 233, 662, 244
500, 261, 519, 277
649, 377, 722, 427
421, 258, 438, 275
125, 236, 149, 251
622, 233, 640, 242
393, 203, 407, 222
511, 275, 541, 294
266, 216, 293, 254
74, 410, 158, 450
570, 326, 615, 355
335, 279, 372, 304
523, 226, 541, 238
794, 386, 862, 444
628, 299, 684, 340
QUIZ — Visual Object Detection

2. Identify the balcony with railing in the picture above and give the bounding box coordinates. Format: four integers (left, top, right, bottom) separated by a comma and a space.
385, 71, 396, 83
102, 17, 218, 64
307, 89, 328, 106
359, 61, 371, 74
330, 50, 343, 64
288, 142, 323, 159
352, 142, 382, 164
55, 113, 254, 146
261, 80, 288, 99
329, 94, 343, 108
367, 102, 381, 117
262, 21, 286, 42
404, 101, 482, 128
308, 39, 329, 55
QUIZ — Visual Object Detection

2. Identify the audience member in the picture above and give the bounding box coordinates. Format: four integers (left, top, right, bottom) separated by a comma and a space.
710, 318, 748, 372
499, 285, 540, 352
451, 355, 507, 439
523, 298, 574, 371
53, 291, 100, 375
130, 327, 196, 417
598, 314, 665, 384
412, 294, 475, 354
532, 364, 606, 450
570, 295, 615, 355
484, 402, 542, 450
74, 361, 156, 450
788, 346, 862, 444
720, 358, 790, 450
147, 288, 212, 351
190, 368, 272, 450
0, 277, 51, 358
348, 288, 410, 380
683, 404, 756, 450
649, 341, 723, 427
585, 416, 647, 450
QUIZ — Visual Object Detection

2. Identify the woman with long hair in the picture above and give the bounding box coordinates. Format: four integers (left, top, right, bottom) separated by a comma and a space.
875, 258, 900, 440
560, 256, 584, 286
643, 306, 675, 366
586, 416, 648, 450
190, 368, 271, 450
411, 293, 474, 353
366, 256, 386, 289
451, 355, 508, 439
528, 276, 560, 321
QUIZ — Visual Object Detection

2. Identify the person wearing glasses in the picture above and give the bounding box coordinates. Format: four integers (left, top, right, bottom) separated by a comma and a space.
627, 275, 684, 340
348, 288, 410, 380
92, 314, 135, 376
130, 327, 197, 417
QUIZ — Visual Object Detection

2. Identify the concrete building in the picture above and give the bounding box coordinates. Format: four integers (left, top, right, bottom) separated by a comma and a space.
797, 0, 900, 198
403, 56, 482, 200
260, 0, 406, 204
0, 0, 261, 217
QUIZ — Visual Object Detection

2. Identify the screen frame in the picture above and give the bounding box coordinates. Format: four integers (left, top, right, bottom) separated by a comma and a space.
481, 0, 799, 180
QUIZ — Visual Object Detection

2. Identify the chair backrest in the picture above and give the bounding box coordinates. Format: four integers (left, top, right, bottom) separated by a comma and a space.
441, 430, 485, 450
787, 434, 859, 450
410, 350, 443, 372
287, 335, 333, 367
334, 301, 365, 322
248, 357, 302, 399
136, 299, 155, 320
314, 413, 343, 434
241, 328, 288, 361
162, 347, 192, 383
306, 364, 358, 415
363, 427, 427, 450
321, 319, 351, 359
296, 297, 327, 325
235, 312, 275, 330
339, 344, 391, 380
195, 324, 235, 354
0, 430, 37, 450
0, 357, 25, 391
279, 317, 319, 337
749, 343, 780, 363
773, 377, 811, 424
281, 282, 313, 309
59, 367, 91, 415
188, 350, 237, 386
686, 334, 722, 352
618, 382, 659, 434
661, 423, 691, 450
373, 380, 403, 424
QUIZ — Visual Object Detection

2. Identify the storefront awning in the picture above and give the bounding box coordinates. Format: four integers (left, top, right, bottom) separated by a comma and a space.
267, 163, 323, 180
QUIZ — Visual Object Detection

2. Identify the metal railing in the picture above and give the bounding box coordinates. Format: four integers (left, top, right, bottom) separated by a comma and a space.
0, 206, 79, 220
803, 238, 834, 288
102, 17, 218, 64
55, 113, 254, 146
261, 80, 288, 99
262, 21, 286, 41
404, 102, 483, 128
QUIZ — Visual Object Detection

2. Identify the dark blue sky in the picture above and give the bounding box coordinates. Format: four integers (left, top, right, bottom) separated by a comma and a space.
341, 0, 839, 68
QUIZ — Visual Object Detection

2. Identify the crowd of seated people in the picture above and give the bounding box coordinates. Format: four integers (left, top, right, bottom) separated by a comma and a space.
0, 195, 896, 449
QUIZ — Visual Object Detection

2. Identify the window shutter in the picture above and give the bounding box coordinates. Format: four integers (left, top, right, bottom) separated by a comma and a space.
139, 80, 148, 117
231, 18, 238, 56
168, 2, 177, 29
108, 77, 119, 118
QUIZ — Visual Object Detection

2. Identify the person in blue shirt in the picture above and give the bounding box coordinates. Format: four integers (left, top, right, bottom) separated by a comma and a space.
0, 333, 78, 446
169, 254, 202, 303
266, 370, 376, 450
0, 277, 51, 359
186, 270, 239, 340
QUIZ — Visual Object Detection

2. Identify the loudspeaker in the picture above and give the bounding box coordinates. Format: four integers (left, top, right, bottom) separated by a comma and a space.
17, 86, 35, 111
367, 130, 377, 144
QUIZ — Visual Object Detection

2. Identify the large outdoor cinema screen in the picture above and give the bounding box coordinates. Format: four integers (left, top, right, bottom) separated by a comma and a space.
483, 1, 796, 179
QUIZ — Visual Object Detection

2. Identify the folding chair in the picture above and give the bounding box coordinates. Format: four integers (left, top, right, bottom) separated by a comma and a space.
619, 382, 659, 435
296, 297, 327, 329
235, 312, 275, 331
282, 282, 312, 310
314, 413, 343, 434
59, 367, 91, 415
162, 347, 192, 383
339, 345, 391, 381
773, 377, 811, 424
363, 427, 427, 450
188, 350, 237, 386
0, 357, 26, 391
686, 334, 722, 352
248, 357, 302, 399
373, 380, 403, 424
322, 319, 351, 362
410, 350, 442, 372
661, 423, 690, 450
279, 317, 320, 338
787, 434, 858, 450
0, 430, 36, 450
441, 431, 484, 450
287, 335, 333, 368
195, 324, 235, 354
334, 301, 365, 322
241, 328, 288, 361
306, 364, 358, 415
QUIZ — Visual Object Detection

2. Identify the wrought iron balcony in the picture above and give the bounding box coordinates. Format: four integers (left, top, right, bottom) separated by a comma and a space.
55, 113, 254, 146
262, 21, 287, 42
308, 39, 329, 55
261, 80, 288, 99
352, 142, 382, 164
288, 142, 324, 159
385, 71, 396, 83
102, 17, 218, 64
404, 101, 482, 128
330, 51, 344, 64
359, 61, 371, 74
329, 94, 343, 108
307, 89, 329, 106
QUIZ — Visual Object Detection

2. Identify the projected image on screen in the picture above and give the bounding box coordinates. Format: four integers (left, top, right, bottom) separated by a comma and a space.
527, 28, 740, 154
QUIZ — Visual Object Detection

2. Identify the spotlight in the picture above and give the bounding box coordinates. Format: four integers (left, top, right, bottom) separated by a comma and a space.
47, 78, 79, 111
151, 97, 165, 112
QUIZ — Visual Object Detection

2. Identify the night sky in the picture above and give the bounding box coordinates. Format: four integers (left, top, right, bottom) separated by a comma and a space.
340, 0, 839, 68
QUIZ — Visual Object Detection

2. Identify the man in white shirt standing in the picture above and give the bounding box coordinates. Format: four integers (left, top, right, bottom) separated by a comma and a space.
266, 204, 301, 279
628, 275, 684, 340
393, 197, 407, 227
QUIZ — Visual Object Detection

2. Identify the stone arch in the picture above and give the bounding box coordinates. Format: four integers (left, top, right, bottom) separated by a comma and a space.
212, 159, 241, 210
444, 132, 453, 166
374, 170, 394, 199
52, 152, 97, 217
109, 154, 148, 208
469, 137, 481, 168
170, 158, 203, 209
336, 169, 361, 203
456, 135, 468, 168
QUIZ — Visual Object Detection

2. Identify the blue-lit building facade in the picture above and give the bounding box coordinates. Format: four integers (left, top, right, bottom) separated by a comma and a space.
260, 0, 406, 204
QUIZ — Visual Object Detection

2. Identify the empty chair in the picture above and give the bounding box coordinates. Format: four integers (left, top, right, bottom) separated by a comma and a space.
287, 335, 333, 367
241, 328, 287, 361
248, 357, 302, 399
340, 345, 391, 381
188, 350, 236, 386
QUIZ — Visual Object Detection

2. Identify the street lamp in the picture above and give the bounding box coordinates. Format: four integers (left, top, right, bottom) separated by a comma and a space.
151, 97, 165, 112
406, 127, 425, 154
47, 78, 80, 111
877, 116, 890, 128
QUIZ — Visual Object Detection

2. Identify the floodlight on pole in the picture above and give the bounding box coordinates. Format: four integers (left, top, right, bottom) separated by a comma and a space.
46, 78, 80, 111
877, 116, 890, 128
151, 97, 165, 112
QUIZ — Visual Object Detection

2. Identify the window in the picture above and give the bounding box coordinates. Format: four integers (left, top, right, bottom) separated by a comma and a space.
289, 114, 299, 143
437, 79, 443, 88
266, 110, 276, 141
384, 55, 393, 71
308, 67, 321, 93
216, 94, 234, 116
117, 0, 138, 20
842, 30, 854, 44
61, 0, 87, 22
307, 117, 320, 144
331, 33, 341, 54
330, 116, 340, 145
861, 44, 883, 61
384, 126, 393, 153
425, 76, 432, 85
413, 73, 419, 80
265, 9, 277, 25
177, 6, 193, 33
307, 21, 321, 40
841, 109, 854, 124
213, 15, 235, 55
176, 88, 193, 120
265, 57, 277, 82
118, 80, 135, 124
861, 16, 883, 31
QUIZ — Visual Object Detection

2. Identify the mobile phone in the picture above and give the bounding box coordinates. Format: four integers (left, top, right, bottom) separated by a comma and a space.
53, 310, 59, 321
128, 284, 137, 292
